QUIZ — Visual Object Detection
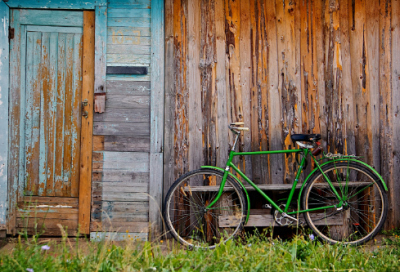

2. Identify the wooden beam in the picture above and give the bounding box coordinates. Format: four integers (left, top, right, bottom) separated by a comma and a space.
4, 0, 106, 9
149, 0, 165, 240
0, 2, 9, 231
219, 213, 344, 227
79, 11, 95, 235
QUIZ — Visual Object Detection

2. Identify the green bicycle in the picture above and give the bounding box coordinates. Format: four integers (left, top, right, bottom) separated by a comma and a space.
164, 122, 388, 249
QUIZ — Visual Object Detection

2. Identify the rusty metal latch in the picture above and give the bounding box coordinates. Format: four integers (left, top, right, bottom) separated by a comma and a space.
9, 27, 14, 41
82, 99, 88, 118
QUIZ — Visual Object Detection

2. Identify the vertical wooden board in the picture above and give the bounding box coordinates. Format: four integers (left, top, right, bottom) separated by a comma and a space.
149, 0, 165, 239
95, 5, 107, 94
249, 0, 262, 184
54, 33, 67, 196
24, 32, 35, 196
313, 0, 325, 153
225, 0, 245, 173
366, 0, 380, 172
17, 24, 27, 200
200, 0, 215, 168
266, 0, 284, 184
79, 11, 95, 235
339, 0, 356, 156
38, 32, 50, 197
173, 0, 189, 180
392, 0, 400, 228
258, 0, 270, 184
239, 0, 252, 179
62, 34, 74, 196
350, 0, 369, 161
276, 0, 298, 183
163, 0, 175, 198
8, 9, 21, 234
70, 33, 83, 197
379, 0, 393, 228
0, 2, 9, 228
45, 32, 59, 197
30, 31, 42, 196
188, 0, 202, 170
215, 0, 228, 169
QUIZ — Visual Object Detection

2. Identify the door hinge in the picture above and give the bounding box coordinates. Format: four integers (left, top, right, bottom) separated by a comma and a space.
9, 27, 14, 41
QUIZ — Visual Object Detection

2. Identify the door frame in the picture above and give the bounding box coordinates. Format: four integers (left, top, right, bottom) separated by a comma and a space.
3, 0, 107, 235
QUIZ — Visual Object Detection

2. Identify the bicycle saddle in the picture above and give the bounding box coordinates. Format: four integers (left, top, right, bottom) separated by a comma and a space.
291, 134, 321, 143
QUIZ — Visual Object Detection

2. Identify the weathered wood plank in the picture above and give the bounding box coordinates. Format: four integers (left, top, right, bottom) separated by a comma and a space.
107, 35, 151, 45
92, 171, 149, 183
108, 17, 150, 27
107, 44, 150, 55
108, 8, 151, 18
188, 0, 202, 172
94, 108, 149, 122
108, 26, 151, 37
19, 9, 83, 26
214, 0, 228, 169
70, 32, 83, 197
219, 213, 344, 227
93, 122, 150, 136
5, 0, 103, 9
93, 152, 150, 172
90, 232, 148, 241
92, 135, 150, 152
163, 0, 175, 200
391, 0, 400, 228
95, 5, 107, 94
79, 11, 95, 235
106, 80, 150, 95
239, 0, 252, 179
379, 0, 393, 228
0, 2, 9, 229
149, 0, 165, 239
104, 95, 149, 108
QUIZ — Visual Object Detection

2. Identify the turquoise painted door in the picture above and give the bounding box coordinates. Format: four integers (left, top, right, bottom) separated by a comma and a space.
9, 9, 85, 235
23, 25, 83, 197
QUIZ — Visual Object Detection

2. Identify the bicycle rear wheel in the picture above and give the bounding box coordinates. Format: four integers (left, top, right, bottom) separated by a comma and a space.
302, 161, 388, 245
164, 169, 247, 249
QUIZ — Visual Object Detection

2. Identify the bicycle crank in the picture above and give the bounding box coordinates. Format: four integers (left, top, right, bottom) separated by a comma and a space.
273, 204, 305, 226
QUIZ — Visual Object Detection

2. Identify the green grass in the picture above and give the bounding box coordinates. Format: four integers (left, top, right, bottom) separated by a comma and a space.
1, 231, 400, 272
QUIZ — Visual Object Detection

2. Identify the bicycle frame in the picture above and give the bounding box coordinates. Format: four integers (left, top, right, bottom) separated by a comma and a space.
205, 148, 343, 215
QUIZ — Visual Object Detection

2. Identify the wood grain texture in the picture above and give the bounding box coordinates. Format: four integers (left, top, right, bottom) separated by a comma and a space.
4, 0, 105, 9
149, 0, 165, 240
95, 5, 108, 95
163, 0, 400, 229
0, 2, 9, 229
79, 11, 95, 235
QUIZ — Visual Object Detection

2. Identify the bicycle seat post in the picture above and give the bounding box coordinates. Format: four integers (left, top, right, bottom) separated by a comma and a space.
232, 132, 240, 151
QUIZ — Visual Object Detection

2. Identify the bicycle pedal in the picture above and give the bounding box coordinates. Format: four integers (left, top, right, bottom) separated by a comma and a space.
262, 204, 272, 209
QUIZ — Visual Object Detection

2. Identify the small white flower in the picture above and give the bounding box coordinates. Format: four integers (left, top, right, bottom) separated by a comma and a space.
41, 245, 50, 250
247, 243, 252, 247
309, 234, 315, 241
26, 269, 34, 272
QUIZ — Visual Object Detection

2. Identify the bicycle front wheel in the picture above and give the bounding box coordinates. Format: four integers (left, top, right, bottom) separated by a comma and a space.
164, 169, 247, 249
302, 161, 388, 245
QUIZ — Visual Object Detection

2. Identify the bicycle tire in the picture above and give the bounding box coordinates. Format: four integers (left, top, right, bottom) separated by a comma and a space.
302, 161, 388, 245
164, 169, 247, 249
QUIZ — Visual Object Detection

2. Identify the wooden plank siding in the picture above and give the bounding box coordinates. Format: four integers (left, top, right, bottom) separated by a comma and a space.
164, 0, 400, 229
0, 2, 9, 231
90, 0, 153, 238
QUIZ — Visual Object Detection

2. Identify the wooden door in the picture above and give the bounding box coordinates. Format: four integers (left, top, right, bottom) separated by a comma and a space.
8, 9, 94, 236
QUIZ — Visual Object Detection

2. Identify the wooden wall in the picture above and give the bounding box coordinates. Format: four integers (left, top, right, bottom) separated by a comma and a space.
90, 0, 151, 240
164, 0, 400, 229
